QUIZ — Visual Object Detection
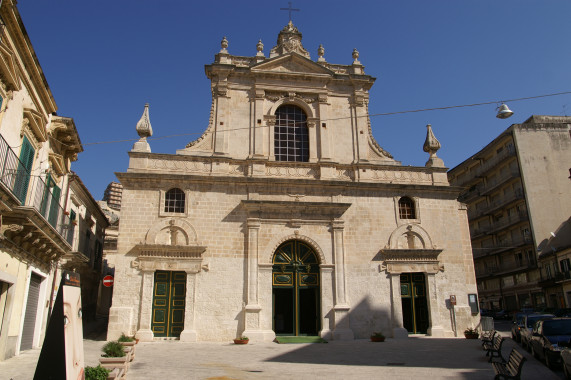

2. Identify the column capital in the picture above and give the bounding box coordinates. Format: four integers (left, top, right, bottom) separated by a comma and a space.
331, 219, 345, 230
247, 218, 262, 228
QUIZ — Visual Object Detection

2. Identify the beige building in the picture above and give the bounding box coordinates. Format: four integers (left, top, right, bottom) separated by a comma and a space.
108, 22, 479, 342
103, 181, 123, 211
0, 1, 83, 360
448, 116, 571, 311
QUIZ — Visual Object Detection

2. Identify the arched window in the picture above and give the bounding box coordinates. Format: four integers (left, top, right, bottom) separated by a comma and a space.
164, 188, 185, 213
398, 196, 416, 219
274, 105, 308, 162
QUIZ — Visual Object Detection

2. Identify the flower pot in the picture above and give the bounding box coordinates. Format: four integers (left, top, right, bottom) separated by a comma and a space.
464, 333, 479, 339
370, 336, 385, 342
99, 356, 130, 373
233, 339, 249, 344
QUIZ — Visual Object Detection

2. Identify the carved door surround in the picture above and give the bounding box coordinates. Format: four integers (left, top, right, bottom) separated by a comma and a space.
241, 199, 353, 341
132, 218, 207, 342
379, 223, 444, 338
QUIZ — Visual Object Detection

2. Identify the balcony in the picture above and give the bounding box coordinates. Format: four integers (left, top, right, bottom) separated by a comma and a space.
472, 147, 517, 179
467, 189, 524, 219
0, 134, 72, 266
480, 169, 521, 196
472, 236, 533, 258
538, 270, 571, 287
470, 210, 529, 237
475, 260, 537, 279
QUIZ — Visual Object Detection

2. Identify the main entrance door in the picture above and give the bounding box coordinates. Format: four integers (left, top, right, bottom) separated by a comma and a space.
151, 271, 186, 338
272, 240, 320, 336
400, 273, 429, 334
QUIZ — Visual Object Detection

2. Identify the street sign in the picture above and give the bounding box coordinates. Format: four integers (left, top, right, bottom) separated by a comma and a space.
102, 275, 114, 287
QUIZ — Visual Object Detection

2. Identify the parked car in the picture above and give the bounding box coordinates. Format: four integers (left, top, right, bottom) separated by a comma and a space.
529, 318, 571, 368
494, 309, 511, 320
520, 313, 555, 350
511, 312, 528, 342
561, 348, 571, 379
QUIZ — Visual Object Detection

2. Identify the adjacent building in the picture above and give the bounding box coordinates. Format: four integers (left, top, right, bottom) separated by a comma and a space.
448, 115, 571, 311
102, 181, 123, 211
0, 1, 92, 360
107, 22, 479, 343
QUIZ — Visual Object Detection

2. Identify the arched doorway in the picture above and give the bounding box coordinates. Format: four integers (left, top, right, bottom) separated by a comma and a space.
272, 240, 320, 336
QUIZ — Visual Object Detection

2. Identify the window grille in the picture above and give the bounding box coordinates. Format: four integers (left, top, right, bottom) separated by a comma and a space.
164, 188, 185, 213
398, 197, 416, 219
274, 105, 309, 162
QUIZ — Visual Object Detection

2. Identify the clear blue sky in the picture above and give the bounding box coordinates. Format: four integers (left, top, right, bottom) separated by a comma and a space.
18, 1, 571, 200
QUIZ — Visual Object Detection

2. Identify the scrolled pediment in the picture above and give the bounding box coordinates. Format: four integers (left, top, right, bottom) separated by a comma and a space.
131, 243, 207, 273
378, 248, 444, 274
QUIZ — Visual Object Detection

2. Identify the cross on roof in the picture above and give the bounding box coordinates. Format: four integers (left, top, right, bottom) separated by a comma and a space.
280, 1, 300, 22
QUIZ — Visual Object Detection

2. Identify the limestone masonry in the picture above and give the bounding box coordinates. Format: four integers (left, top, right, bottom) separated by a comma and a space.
107, 21, 479, 342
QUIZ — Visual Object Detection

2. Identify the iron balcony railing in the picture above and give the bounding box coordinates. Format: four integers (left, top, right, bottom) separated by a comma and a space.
0, 133, 72, 245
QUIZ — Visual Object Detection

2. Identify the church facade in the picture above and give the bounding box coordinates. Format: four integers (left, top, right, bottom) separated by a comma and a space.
107, 22, 478, 342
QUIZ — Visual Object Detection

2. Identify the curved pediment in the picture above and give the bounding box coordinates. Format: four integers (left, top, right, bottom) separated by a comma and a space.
251, 53, 333, 76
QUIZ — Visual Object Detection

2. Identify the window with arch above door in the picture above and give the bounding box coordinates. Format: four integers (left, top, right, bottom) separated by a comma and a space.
274, 104, 309, 162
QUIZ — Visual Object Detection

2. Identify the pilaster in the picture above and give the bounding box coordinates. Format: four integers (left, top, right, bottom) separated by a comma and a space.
390, 273, 408, 339
179, 271, 198, 341
135, 270, 155, 342
317, 94, 332, 161
331, 220, 353, 340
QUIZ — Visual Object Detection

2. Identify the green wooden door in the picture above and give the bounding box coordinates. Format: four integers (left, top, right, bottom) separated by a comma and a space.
13, 136, 34, 204
151, 271, 186, 338
400, 273, 429, 334
272, 240, 320, 336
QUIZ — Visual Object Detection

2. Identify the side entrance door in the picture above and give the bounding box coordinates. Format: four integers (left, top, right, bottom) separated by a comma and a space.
272, 240, 320, 336
151, 271, 186, 338
400, 273, 429, 334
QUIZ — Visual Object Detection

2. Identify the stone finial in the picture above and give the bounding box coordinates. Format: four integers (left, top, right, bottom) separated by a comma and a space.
317, 44, 325, 62
220, 36, 229, 54
423, 124, 444, 168
256, 39, 264, 57
352, 48, 360, 64
132, 103, 152, 152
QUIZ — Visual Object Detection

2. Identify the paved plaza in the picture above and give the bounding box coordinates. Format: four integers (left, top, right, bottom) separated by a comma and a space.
0, 333, 563, 380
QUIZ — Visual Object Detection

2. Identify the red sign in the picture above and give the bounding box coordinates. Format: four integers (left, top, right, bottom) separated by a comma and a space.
102, 275, 114, 287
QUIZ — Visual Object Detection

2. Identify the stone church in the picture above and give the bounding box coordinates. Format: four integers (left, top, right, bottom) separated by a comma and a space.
107, 21, 479, 342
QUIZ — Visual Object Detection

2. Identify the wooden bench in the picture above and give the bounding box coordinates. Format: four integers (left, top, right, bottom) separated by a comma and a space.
481, 329, 497, 348
484, 335, 506, 363
492, 348, 526, 380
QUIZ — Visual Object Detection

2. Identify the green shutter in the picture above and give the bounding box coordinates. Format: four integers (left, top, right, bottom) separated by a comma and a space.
13, 136, 34, 204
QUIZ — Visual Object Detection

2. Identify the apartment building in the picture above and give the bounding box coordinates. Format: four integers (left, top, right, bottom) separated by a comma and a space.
448, 115, 571, 311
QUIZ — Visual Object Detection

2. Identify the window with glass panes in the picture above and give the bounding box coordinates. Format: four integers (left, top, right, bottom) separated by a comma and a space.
274, 105, 308, 162
164, 188, 185, 213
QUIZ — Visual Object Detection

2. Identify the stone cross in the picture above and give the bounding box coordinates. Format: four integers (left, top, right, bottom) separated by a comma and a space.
280, 2, 300, 22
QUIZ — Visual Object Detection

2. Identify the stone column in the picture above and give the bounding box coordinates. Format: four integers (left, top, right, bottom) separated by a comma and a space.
135, 270, 155, 342
252, 89, 266, 158
307, 118, 318, 163
242, 218, 274, 341
179, 272, 198, 341
331, 220, 354, 340
265, 115, 276, 161
317, 94, 332, 161
319, 264, 334, 340
426, 273, 445, 337
352, 93, 369, 163
389, 273, 408, 339
213, 83, 229, 156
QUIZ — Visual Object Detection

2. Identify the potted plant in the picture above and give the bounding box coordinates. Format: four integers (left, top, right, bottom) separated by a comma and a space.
84, 365, 110, 380
99, 340, 130, 373
233, 336, 249, 344
464, 327, 479, 339
370, 332, 385, 342
117, 333, 136, 361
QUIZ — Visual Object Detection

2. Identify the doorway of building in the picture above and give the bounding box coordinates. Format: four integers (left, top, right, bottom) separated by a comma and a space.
272, 240, 320, 336
400, 273, 429, 334
151, 270, 186, 338
20, 273, 42, 351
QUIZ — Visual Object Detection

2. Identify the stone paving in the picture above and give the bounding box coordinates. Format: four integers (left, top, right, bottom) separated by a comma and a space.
0, 335, 562, 380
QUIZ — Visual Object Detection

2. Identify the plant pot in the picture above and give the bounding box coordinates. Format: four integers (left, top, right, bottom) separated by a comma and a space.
99, 356, 129, 373
464, 333, 479, 339
370, 336, 385, 342
233, 339, 249, 344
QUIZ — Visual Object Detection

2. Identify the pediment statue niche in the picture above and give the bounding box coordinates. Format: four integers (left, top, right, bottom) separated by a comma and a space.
145, 219, 199, 246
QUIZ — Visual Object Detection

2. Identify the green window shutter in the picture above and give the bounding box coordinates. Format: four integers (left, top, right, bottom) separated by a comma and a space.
48, 184, 61, 227
13, 136, 34, 204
